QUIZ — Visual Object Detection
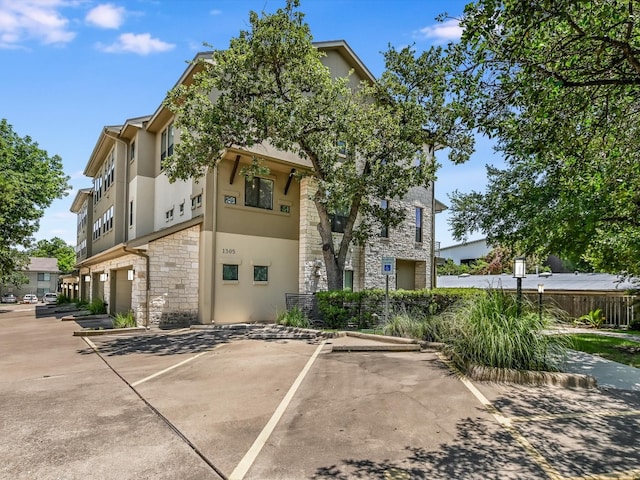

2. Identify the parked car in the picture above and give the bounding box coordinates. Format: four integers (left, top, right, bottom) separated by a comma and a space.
1, 293, 17, 303
22, 294, 38, 304
42, 292, 58, 304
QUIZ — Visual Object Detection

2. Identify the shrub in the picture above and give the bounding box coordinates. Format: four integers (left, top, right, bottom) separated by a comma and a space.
277, 307, 310, 328
440, 289, 569, 372
87, 299, 107, 315
113, 311, 137, 328
56, 294, 72, 305
315, 288, 480, 329
575, 309, 605, 328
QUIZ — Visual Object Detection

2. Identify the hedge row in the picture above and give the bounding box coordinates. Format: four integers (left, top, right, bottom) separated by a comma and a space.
314, 288, 482, 329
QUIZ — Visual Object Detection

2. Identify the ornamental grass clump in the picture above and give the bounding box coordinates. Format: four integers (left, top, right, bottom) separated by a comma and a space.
383, 309, 446, 341
276, 307, 310, 328
441, 289, 569, 372
113, 311, 136, 328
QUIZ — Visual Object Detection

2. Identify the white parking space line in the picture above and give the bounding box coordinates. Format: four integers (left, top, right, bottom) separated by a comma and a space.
229, 340, 327, 480
437, 352, 563, 480
131, 351, 210, 387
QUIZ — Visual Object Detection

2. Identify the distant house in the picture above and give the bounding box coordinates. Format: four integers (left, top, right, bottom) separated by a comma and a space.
439, 238, 490, 265
7, 258, 60, 300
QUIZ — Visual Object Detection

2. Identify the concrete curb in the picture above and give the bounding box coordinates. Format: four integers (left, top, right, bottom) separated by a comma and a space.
331, 344, 422, 352
60, 312, 98, 321
463, 363, 598, 389
73, 327, 147, 337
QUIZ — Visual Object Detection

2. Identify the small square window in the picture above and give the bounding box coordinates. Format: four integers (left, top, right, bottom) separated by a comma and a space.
224, 195, 237, 205
280, 204, 290, 213
253, 266, 268, 282
223, 264, 238, 281
179, 202, 185, 215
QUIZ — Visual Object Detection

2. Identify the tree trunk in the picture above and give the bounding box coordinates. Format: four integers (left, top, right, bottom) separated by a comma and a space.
323, 244, 343, 291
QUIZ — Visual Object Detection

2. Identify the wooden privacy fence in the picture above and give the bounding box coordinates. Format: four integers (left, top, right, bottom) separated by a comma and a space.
523, 291, 637, 327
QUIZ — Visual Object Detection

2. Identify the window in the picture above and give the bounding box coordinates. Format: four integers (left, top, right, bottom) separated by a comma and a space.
179, 202, 185, 215
380, 199, 389, 238
330, 207, 349, 233
191, 194, 202, 209
224, 195, 237, 205
280, 204, 290, 213
129, 141, 135, 162
166, 208, 174, 222
102, 205, 114, 233
245, 177, 273, 210
253, 266, 268, 282
129, 200, 133, 226
37, 273, 51, 281
223, 264, 238, 281
160, 122, 174, 164
344, 270, 353, 291
415, 207, 423, 243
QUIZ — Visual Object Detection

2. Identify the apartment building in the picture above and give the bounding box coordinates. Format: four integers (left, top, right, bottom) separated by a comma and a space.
71, 40, 441, 327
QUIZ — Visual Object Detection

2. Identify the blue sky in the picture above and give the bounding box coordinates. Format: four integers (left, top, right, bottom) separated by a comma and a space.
1, 0, 495, 249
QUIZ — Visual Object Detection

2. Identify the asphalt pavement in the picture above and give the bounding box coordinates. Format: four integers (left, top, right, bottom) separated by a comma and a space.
1, 303, 639, 480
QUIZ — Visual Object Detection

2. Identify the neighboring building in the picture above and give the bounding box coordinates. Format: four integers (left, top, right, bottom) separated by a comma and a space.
71, 41, 443, 327
7, 258, 60, 300
439, 238, 490, 266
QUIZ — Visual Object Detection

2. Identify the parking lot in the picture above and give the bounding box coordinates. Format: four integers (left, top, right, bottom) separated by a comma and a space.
1, 303, 639, 479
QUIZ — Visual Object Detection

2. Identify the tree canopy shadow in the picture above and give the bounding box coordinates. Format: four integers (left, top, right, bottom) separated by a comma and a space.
313, 381, 640, 479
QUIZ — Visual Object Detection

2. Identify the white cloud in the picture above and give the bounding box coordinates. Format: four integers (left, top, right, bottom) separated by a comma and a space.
0, 0, 76, 48
86, 3, 125, 29
98, 32, 175, 55
415, 19, 462, 43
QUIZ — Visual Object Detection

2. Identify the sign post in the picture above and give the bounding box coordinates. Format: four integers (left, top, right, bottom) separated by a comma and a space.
381, 257, 395, 323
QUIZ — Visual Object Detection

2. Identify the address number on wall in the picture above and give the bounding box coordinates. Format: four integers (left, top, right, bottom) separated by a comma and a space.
222, 248, 236, 254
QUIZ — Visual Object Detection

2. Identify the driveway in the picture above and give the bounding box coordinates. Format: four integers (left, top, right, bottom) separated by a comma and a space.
1, 303, 639, 479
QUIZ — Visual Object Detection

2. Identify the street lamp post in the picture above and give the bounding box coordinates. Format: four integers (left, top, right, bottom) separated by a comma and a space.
513, 257, 526, 316
538, 283, 545, 322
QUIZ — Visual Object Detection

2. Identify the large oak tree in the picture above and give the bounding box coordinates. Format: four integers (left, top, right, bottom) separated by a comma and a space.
447, 0, 640, 276
0, 119, 69, 287
164, 0, 472, 290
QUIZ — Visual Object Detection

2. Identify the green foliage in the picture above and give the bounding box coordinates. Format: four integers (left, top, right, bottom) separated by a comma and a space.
440, 289, 569, 371
87, 299, 107, 315
163, 0, 472, 290
28, 237, 76, 274
316, 288, 480, 329
113, 311, 137, 329
575, 309, 605, 328
0, 119, 69, 281
446, 1, 640, 276
276, 306, 310, 328
56, 294, 72, 305
382, 311, 445, 342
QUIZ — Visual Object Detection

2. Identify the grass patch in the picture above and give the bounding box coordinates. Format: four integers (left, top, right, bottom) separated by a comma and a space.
568, 334, 640, 368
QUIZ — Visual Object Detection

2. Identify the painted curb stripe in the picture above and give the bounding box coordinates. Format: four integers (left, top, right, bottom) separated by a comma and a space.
131, 351, 209, 387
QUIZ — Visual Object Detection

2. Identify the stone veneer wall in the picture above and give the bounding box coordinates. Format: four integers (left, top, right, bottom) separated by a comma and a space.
363, 186, 433, 291
147, 225, 200, 328
298, 177, 430, 292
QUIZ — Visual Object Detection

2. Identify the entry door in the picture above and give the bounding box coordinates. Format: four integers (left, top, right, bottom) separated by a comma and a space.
396, 260, 416, 290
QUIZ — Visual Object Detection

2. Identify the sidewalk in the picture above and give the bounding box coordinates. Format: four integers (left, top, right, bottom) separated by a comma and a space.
562, 350, 640, 391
